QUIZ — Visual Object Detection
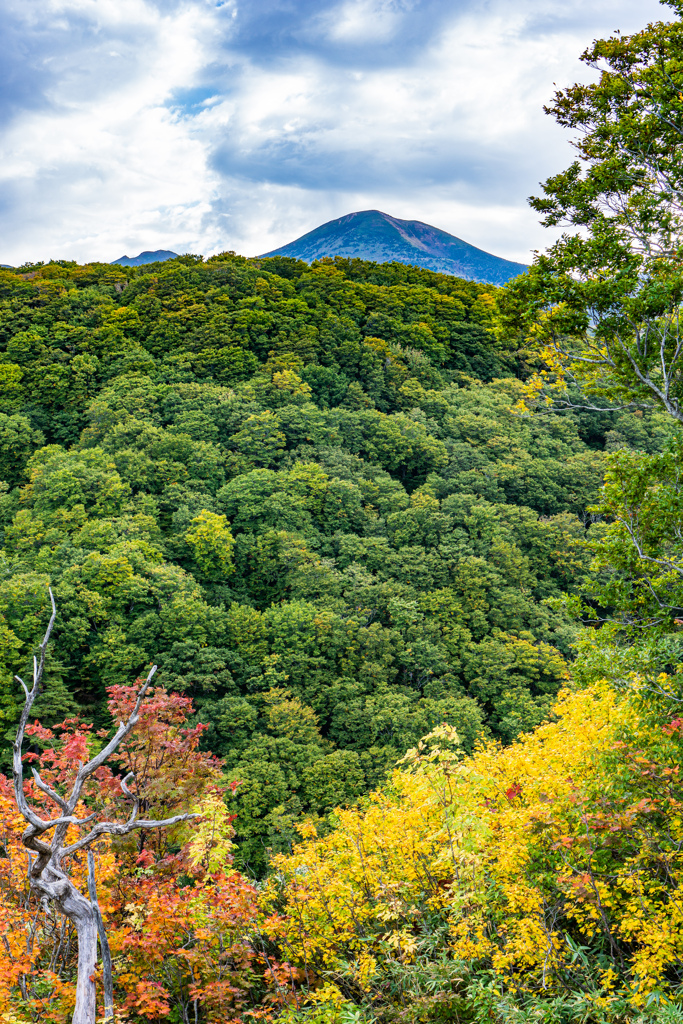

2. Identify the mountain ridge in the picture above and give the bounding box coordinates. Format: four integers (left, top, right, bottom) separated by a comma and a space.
260, 209, 528, 285
111, 249, 179, 267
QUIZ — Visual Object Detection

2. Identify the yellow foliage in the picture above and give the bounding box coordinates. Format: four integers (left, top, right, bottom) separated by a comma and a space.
187, 790, 236, 875
271, 370, 313, 400
185, 509, 235, 578
265, 684, 683, 1004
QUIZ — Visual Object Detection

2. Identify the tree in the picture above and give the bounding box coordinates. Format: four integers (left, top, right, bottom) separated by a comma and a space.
184, 509, 236, 580
0, 679, 265, 1023
12, 590, 197, 1024
503, 2, 683, 420
498, 3, 683, 706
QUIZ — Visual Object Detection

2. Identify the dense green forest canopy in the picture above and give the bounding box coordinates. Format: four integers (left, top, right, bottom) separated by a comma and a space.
0, 252, 667, 871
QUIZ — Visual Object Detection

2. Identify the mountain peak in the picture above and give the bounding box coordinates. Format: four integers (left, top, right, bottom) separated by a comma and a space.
260, 210, 527, 285
111, 249, 179, 267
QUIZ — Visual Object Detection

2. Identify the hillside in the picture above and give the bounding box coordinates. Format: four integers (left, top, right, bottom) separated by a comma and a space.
0, 249, 677, 1021
261, 209, 529, 284
0, 251, 666, 876
4, 4, 683, 1017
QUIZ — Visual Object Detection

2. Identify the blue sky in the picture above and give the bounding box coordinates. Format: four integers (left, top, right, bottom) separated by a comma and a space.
0, 0, 668, 265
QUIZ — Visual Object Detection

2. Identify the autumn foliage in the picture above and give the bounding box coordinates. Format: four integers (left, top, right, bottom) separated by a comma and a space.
4, 668, 683, 1023
7, 8, 683, 1019
0, 684, 281, 1023
263, 684, 683, 1016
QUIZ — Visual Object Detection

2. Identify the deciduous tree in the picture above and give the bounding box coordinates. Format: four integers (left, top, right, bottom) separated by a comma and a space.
504, 3, 683, 420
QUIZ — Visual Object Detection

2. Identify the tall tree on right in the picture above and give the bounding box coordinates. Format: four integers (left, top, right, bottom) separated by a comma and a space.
505, 1, 683, 702
503, 1, 683, 421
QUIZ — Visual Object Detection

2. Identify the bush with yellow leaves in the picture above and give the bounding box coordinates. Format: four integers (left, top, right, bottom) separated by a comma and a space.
263, 682, 683, 1019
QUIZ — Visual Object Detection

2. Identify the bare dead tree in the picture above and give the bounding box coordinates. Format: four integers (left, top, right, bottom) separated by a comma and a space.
12, 589, 198, 1024
87, 849, 114, 1023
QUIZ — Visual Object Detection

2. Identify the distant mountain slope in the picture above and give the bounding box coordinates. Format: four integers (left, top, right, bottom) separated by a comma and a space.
260, 210, 528, 285
111, 249, 178, 267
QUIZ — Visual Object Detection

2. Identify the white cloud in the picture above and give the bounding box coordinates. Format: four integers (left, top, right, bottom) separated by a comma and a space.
323, 0, 408, 43
0, 0, 669, 265
0, 0, 221, 264
199, 0, 665, 261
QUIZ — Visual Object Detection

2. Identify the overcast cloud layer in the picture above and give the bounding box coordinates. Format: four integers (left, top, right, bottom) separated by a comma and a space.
0, 0, 669, 266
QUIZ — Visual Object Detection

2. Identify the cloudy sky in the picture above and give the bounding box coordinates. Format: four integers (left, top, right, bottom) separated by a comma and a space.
0, 0, 669, 266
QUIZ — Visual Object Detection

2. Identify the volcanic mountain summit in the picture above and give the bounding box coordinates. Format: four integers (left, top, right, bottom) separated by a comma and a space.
260, 210, 528, 285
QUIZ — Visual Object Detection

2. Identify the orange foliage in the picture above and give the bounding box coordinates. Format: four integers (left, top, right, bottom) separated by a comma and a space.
0, 684, 282, 1023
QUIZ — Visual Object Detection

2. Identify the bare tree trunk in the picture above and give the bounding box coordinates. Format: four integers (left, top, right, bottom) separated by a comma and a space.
88, 850, 114, 1022
32, 863, 98, 1024
72, 910, 98, 1024
13, 595, 198, 1024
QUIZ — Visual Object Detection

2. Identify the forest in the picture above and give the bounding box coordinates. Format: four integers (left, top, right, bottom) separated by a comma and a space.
0, 249, 631, 872
3, 4, 683, 1023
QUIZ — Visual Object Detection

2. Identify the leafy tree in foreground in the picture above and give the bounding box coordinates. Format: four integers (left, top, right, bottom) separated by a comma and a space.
503, 1, 683, 420
265, 683, 683, 1015
501, 1, 683, 703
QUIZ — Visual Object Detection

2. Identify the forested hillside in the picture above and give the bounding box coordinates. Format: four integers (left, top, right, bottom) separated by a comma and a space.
1, 253, 663, 872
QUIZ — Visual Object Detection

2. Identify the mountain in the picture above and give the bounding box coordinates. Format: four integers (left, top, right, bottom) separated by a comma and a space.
111, 249, 179, 267
260, 210, 528, 285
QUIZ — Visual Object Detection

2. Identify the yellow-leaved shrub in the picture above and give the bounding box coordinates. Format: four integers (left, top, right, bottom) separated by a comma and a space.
264, 683, 683, 1009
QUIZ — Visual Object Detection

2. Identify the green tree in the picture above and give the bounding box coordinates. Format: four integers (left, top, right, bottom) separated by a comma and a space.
185, 510, 235, 580
503, 3, 683, 420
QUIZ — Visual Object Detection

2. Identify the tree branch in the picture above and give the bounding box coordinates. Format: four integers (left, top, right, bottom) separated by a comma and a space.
63, 811, 199, 857
31, 767, 69, 813
12, 588, 58, 835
